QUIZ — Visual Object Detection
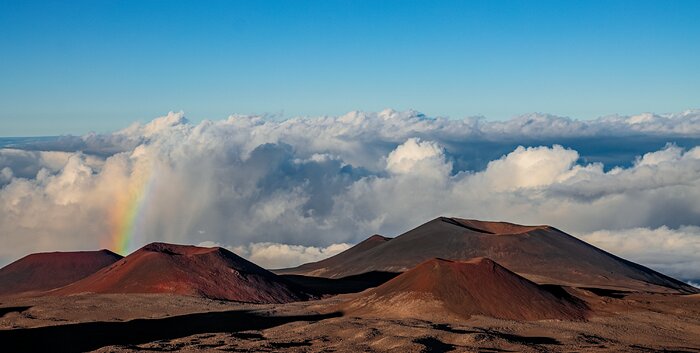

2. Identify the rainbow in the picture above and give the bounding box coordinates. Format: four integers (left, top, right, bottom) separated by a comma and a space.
107, 166, 156, 255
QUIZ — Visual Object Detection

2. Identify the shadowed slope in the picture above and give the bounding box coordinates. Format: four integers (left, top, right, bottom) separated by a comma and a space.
0, 250, 122, 296
54, 243, 312, 303
281, 217, 697, 293
346, 257, 589, 321
274, 234, 392, 277
280, 271, 400, 296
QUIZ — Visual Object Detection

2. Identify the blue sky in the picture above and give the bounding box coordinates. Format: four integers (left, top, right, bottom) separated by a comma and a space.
1, 0, 699, 136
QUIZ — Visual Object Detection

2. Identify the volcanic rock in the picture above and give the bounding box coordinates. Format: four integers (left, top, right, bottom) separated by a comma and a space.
55, 243, 312, 303
345, 257, 589, 321
0, 250, 122, 296
281, 217, 697, 293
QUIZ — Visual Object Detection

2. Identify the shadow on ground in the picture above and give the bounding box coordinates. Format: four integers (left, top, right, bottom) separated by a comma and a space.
0, 306, 31, 318
0, 309, 343, 353
281, 271, 400, 295
414, 336, 456, 352
581, 287, 631, 299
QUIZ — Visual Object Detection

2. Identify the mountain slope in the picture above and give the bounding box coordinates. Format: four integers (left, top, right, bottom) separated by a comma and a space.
281, 217, 697, 293
0, 250, 122, 296
275, 234, 391, 277
55, 243, 312, 303
345, 257, 589, 321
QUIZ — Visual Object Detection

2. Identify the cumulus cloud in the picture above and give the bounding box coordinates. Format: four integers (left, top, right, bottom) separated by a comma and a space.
473, 145, 580, 191
225, 242, 351, 269
386, 138, 449, 178
481, 109, 700, 137
1, 109, 700, 280
578, 226, 700, 281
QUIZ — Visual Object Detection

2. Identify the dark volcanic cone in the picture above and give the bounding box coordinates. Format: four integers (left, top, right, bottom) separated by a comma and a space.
54, 243, 312, 303
345, 257, 589, 321
275, 234, 391, 277
280, 217, 697, 294
0, 250, 122, 296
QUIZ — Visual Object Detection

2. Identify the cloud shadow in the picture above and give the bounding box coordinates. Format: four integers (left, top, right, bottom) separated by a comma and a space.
0, 309, 342, 353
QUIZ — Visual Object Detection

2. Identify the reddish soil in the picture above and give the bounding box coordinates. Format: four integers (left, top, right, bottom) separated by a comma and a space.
53, 243, 312, 303
0, 250, 122, 296
346, 257, 589, 321
280, 217, 698, 294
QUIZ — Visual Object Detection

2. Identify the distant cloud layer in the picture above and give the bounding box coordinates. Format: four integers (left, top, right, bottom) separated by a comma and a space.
1, 109, 700, 280
198, 241, 352, 270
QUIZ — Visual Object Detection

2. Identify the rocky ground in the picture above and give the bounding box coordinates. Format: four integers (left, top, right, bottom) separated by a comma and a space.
1, 291, 699, 352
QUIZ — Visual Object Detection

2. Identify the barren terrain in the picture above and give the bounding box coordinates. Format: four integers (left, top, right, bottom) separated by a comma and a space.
1, 290, 699, 352
1, 218, 698, 352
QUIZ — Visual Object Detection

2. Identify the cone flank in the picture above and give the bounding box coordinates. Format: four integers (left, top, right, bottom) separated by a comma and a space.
0, 250, 123, 296
346, 257, 589, 321
280, 217, 697, 294
53, 242, 312, 303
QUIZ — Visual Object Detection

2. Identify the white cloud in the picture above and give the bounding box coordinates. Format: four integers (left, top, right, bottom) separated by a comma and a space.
635, 144, 685, 166
474, 145, 580, 191
198, 241, 351, 269
578, 226, 700, 280
1, 109, 700, 281
386, 138, 449, 177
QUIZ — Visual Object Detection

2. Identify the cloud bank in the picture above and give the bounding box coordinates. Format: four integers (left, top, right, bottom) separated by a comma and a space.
197, 241, 352, 270
1, 109, 700, 279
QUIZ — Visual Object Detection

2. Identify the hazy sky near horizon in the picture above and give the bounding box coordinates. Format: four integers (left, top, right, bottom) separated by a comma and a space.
2, 0, 700, 136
